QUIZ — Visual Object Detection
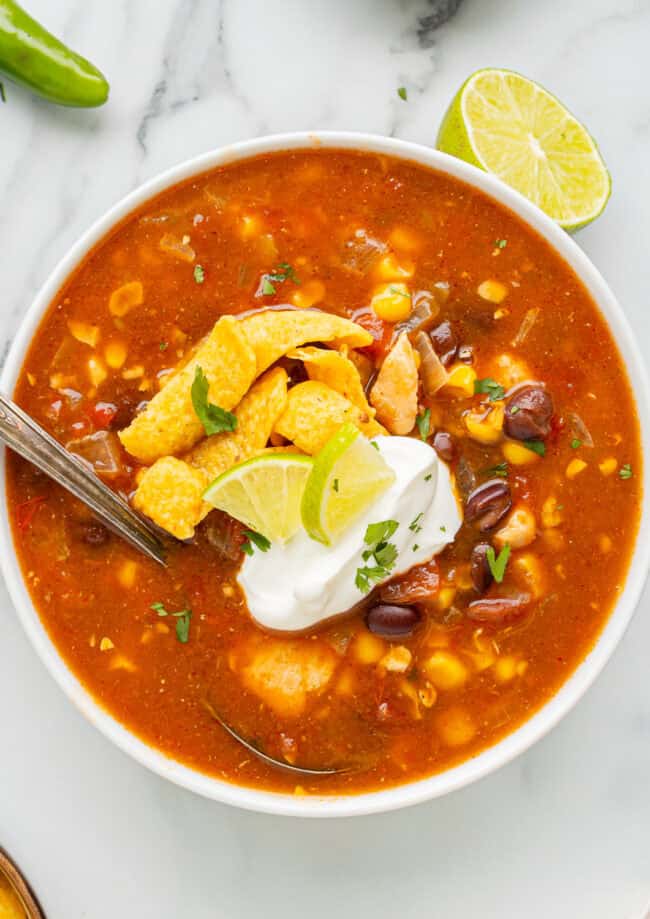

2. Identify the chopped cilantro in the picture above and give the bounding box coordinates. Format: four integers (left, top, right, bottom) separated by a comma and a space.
486, 543, 511, 583
193, 264, 205, 284
356, 520, 400, 594
409, 512, 424, 534
510, 406, 520, 415
370, 441, 380, 451
412, 544, 419, 552
242, 530, 271, 555
619, 464, 633, 480
424, 473, 432, 481
191, 365, 238, 435
416, 408, 431, 441
0, 82, 5, 103
261, 277, 276, 296
388, 285, 410, 298
474, 378, 506, 401
484, 461, 509, 478
397, 86, 407, 101
570, 438, 582, 449
523, 439, 546, 457
159, 341, 168, 351
333, 478, 339, 493
440, 525, 446, 533
150, 602, 192, 644
495, 238, 508, 249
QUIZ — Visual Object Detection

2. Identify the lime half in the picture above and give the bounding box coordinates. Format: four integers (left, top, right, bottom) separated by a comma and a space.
203, 453, 312, 543
437, 68, 611, 230
301, 424, 396, 546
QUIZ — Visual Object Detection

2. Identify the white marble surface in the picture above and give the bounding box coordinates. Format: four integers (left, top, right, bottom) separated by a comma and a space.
1, 0, 649, 916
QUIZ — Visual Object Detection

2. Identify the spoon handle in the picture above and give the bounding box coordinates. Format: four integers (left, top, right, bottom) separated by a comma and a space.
0, 393, 166, 566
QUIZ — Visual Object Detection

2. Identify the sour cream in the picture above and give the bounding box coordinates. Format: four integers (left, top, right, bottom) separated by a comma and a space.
238, 436, 462, 632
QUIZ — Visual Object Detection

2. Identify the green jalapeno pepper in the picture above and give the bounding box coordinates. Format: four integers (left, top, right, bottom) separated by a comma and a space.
0, 0, 109, 107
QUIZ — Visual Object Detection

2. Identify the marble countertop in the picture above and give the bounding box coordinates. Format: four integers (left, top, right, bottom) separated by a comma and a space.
1, 1, 649, 916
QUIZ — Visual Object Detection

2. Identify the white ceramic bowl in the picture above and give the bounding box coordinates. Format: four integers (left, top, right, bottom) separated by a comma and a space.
1, 132, 648, 818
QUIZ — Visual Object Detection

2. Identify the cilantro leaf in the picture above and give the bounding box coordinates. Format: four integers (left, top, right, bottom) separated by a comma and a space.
261, 277, 276, 295
191, 365, 238, 435
194, 264, 205, 284
356, 520, 400, 594
495, 238, 507, 249
523, 439, 546, 457
474, 378, 506, 401
409, 512, 424, 533
570, 438, 582, 449
416, 408, 431, 441
364, 520, 398, 546
243, 529, 271, 555
397, 86, 407, 101
486, 543, 511, 583
150, 602, 192, 643
619, 463, 633, 480
484, 461, 509, 477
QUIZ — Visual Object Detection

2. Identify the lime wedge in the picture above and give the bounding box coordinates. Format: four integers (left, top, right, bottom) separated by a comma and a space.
203, 453, 313, 543
301, 424, 396, 546
437, 68, 611, 230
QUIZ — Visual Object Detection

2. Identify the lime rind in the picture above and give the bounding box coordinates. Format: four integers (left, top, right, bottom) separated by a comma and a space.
301, 424, 396, 546
437, 68, 611, 231
203, 453, 313, 543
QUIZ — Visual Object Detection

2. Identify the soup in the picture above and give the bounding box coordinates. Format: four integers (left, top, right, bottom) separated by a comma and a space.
6, 150, 641, 795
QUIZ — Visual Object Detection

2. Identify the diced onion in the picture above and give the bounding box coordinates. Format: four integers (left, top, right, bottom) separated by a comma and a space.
67, 431, 124, 478
414, 331, 447, 396
512, 307, 540, 347
566, 411, 594, 447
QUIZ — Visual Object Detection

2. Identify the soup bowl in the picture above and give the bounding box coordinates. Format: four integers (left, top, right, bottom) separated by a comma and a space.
1, 132, 648, 817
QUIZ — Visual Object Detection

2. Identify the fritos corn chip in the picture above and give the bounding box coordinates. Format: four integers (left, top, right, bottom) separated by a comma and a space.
274, 381, 385, 454
239, 309, 372, 374
119, 316, 256, 463
288, 346, 374, 416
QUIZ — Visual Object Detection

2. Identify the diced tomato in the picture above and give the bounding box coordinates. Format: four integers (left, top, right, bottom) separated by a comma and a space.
379, 558, 440, 604
89, 401, 118, 429
16, 495, 47, 531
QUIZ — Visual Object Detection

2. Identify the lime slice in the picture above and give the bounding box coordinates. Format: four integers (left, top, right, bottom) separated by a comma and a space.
301, 424, 396, 546
203, 453, 313, 543
437, 68, 611, 230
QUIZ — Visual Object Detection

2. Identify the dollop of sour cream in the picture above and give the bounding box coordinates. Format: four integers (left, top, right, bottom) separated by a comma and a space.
238, 436, 462, 632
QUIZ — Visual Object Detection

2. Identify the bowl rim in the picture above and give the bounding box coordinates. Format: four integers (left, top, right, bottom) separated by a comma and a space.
1, 130, 648, 818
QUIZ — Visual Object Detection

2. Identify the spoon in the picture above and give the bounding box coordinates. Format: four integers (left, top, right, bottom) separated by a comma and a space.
203, 701, 350, 776
0, 393, 166, 565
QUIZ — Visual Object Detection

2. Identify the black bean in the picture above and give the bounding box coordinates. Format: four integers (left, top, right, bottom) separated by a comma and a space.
464, 479, 512, 531
366, 604, 421, 639
433, 430, 455, 463
504, 384, 553, 441
470, 544, 493, 593
79, 521, 110, 546
429, 321, 458, 367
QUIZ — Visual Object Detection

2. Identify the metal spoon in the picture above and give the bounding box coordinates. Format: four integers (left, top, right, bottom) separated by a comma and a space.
0, 393, 166, 565
203, 700, 350, 776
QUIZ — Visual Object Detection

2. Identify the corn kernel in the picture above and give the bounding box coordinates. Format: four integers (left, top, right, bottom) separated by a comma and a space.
87, 356, 107, 387
423, 650, 468, 690
27, 372, 36, 386
89, 634, 96, 648
436, 707, 476, 746
541, 496, 564, 528
374, 252, 415, 282
443, 364, 477, 399
238, 213, 263, 239
493, 656, 517, 683
105, 340, 127, 369
370, 282, 412, 322
109, 281, 143, 317
290, 279, 326, 309
477, 279, 508, 303
516, 660, 528, 677
464, 403, 504, 445
493, 307, 510, 319
122, 365, 144, 380
541, 528, 565, 551
566, 458, 588, 479
155, 622, 170, 635
388, 225, 421, 253
599, 457, 618, 476
353, 631, 386, 665
335, 668, 356, 696
435, 587, 456, 611
117, 559, 138, 589
109, 654, 137, 672
512, 553, 545, 598
68, 319, 100, 347
380, 646, 412, 673
599, 534, 613, 554
502, 440, 540, 465
418, 682, 438, 708
99, 637, 114, 651
495, 505, 537, 549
